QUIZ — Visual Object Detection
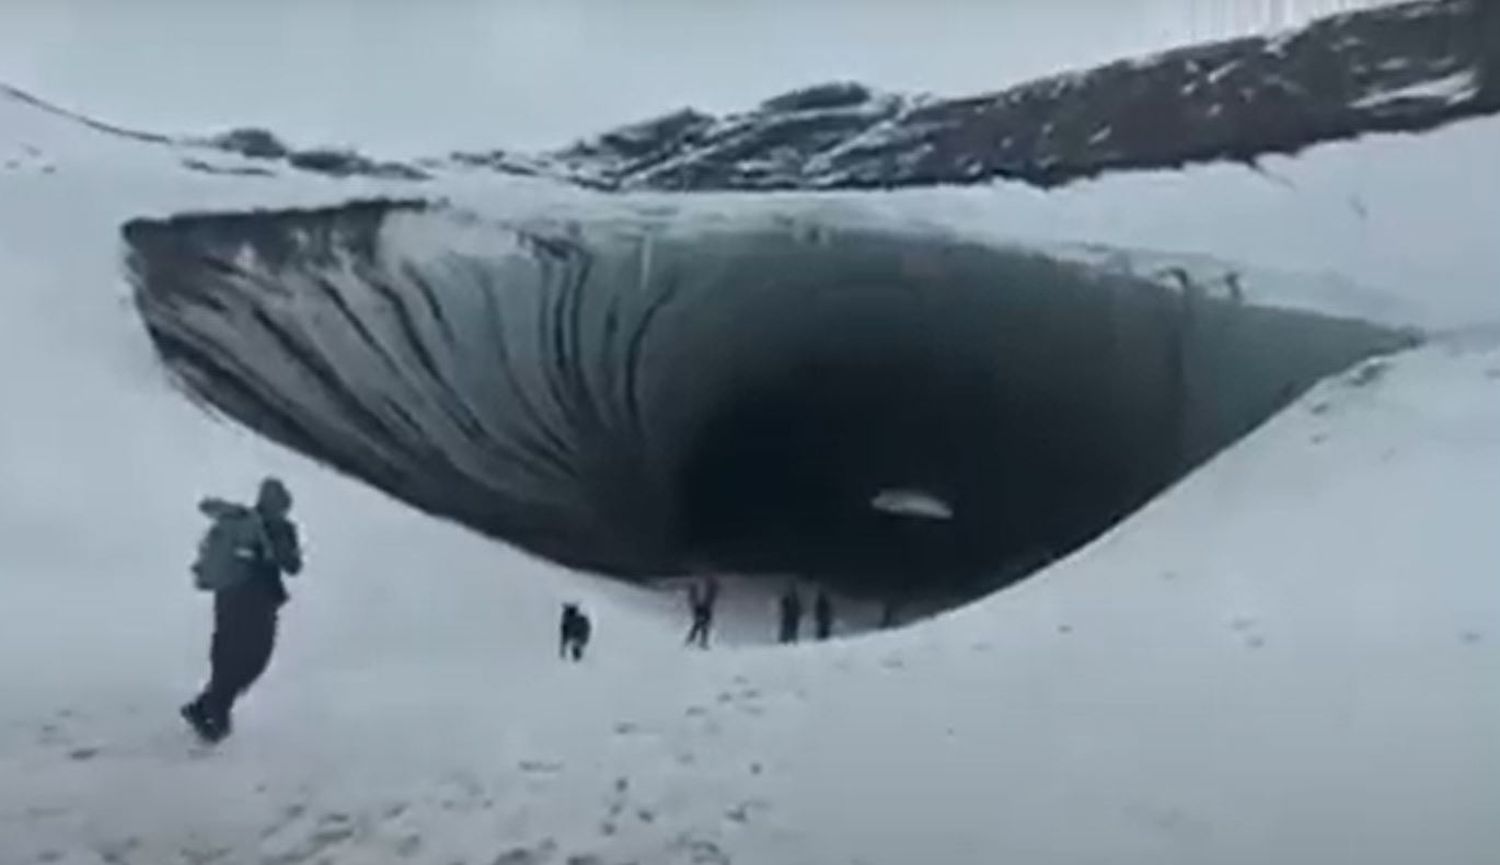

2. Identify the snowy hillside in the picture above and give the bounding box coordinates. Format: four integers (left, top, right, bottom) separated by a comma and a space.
3, 5, 1500, 863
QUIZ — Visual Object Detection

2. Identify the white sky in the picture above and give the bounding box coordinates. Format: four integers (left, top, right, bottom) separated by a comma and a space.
0, 0, 1387, 155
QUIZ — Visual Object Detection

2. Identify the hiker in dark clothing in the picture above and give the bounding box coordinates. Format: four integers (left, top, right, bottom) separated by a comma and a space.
684, 576, 720, 649
813, 590, 834, 641
559, 603, 591, 661
778, 584, 803, 644
880, 598, 902, 629
182, 477, 302, 744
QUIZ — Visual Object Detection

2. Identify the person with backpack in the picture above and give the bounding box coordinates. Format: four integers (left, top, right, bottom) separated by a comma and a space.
181, 477, 303, 744
559, 603, 592, 662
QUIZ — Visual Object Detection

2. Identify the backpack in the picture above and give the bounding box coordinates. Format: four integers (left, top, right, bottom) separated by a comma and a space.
191, 507, 269, 592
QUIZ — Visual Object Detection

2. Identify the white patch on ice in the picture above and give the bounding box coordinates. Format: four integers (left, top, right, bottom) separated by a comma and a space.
1206, 59, 1242, 85
1263, 30, 1298, 56
870, 489, 954, 520
1351, 70, 1478, 110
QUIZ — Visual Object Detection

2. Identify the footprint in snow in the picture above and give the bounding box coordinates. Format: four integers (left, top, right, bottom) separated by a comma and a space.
95, 836, 142, 863
519, 760, 564, 775
67, 747, 101, 762
1461, 631, 1483, 645
393, 834, 423, 858
382, 802, 409, 820
491, 839, 557, 865
671, 837, 731, 865
724, 799, 770, 825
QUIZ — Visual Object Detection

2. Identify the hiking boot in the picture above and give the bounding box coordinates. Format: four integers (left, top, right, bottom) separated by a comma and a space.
180, 700, 227, 744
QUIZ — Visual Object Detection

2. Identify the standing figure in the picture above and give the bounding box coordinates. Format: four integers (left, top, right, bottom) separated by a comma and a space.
880, 597, 902, 629
814, 590, 834, 641
560, 603, 592, 661
182, 477, 303, 744
777, 584, 803, 644
684, 576, 720, 649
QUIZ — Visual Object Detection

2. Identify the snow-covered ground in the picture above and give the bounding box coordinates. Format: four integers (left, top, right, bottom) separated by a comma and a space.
3, 70, 1499, 865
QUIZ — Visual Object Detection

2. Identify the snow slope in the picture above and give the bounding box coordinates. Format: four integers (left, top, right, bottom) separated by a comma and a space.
3, 74, 1499, 865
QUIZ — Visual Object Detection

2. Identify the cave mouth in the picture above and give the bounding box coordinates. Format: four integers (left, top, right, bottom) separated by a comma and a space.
669, 330, 1131, 608
124, 202, 1418, 617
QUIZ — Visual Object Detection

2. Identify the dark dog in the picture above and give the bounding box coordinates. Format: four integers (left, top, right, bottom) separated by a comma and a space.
559, 603, 591, 661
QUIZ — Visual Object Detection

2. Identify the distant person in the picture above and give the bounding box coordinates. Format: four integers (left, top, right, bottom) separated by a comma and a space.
880, 598, 901, 629
684, 575, 720, 649
181, 477, 303, 744
559, 603, 591, 662
814, 590, 834, 641
778, 584, 803, 644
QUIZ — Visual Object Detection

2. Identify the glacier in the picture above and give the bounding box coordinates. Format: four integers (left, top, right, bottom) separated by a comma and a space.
125, 199, 1414, 608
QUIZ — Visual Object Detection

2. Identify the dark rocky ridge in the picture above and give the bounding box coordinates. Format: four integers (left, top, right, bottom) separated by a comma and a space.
523, 0, 1500, 190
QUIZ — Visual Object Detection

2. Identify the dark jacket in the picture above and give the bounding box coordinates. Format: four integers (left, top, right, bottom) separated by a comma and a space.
255, 512, 302, 606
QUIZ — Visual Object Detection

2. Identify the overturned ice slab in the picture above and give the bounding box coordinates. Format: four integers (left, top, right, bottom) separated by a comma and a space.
125, 200, 1415, 608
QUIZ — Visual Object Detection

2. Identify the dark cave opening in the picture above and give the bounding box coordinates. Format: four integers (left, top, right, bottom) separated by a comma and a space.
670, 328, 1150, 605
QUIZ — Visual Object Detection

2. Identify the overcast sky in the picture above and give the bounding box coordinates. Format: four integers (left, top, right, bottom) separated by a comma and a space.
0, 0, 1385, 155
